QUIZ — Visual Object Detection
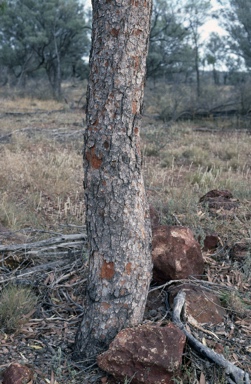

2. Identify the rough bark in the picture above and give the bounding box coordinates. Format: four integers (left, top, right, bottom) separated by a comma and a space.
74, 0, 153, 359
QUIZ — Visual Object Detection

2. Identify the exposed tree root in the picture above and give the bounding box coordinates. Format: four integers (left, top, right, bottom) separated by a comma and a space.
172, 290, 250, 384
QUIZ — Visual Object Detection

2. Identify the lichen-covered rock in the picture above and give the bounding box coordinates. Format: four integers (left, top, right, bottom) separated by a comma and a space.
97, 323, 186, 384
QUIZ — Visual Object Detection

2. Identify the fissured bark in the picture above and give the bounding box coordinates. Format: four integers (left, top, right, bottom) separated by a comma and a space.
74, 0, 153, 358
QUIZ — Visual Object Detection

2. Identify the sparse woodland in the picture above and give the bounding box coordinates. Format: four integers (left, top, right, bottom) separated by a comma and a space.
0, 0, 251, 383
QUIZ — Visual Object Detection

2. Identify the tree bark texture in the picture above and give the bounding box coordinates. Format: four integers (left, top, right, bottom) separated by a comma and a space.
74, 0, 153, 359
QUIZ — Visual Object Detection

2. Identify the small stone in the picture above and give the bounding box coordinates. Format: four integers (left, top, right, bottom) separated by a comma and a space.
2, 347, 9, 354
148, 309, 158, 317
203, 234, 220, 250
2, 363, 33, 384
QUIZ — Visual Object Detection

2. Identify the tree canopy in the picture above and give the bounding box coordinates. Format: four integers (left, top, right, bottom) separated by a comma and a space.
0, 0, 250, 98
220, 0, 251, 71
147, 0, 193, 80
0, 0, 90, 97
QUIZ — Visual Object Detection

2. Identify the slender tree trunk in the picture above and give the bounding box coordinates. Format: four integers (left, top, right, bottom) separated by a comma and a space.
195, 44, 200, 97
74, 0, 153, 359
46, 62, 61, 100
53, 32, 62, 99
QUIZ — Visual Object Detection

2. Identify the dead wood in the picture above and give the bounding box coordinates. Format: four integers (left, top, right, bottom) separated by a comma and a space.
0, 258, 83, 284
0, 233, 87, 253
172, 290, 250, 384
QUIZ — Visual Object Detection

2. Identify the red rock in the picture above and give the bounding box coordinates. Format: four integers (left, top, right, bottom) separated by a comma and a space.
230, 241, 251, 261
168, 284, 226, 324
199, 189, 233, 201
203, 234, 220, 251
97, 323, 186, 384
2, 363, 33, 384
199, 189, 239, 211
152, 225, 204, 283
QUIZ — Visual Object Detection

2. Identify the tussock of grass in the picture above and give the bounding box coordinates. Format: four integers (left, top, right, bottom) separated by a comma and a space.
0, 285, 37, 333
220, 291, 249, 317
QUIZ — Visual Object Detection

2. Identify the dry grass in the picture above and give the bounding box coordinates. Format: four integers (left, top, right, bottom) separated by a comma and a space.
0, 92, 250, 241
0, 284, 37, 333
0, 138, 84, 229
142, 120, 251, 245
0, 92, 85, 231
0, 85, 250, 383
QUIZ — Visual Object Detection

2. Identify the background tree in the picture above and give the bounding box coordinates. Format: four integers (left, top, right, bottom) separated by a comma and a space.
0, 0, 90, 97
0, 0, 6, 11
183, 0, 211, 97
219, 0, 251, 71
204, 32, 225, 85
74, 0, 152, 359
147, 0, 193, 82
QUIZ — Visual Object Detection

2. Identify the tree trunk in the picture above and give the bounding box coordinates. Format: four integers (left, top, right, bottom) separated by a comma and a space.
53, 31, 62, 99
74, 0, 153, 359
46, 61, 61, 100
195, 44, 200, 98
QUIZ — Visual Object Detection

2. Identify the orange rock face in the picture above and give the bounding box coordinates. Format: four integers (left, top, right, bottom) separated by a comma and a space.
97, 323, 186, 384
152, 225, 204, 283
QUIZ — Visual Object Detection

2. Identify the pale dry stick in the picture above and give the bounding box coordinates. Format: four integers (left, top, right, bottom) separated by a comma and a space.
0, 233, 87, 252
0, 259, 81, 284
187, 314, 219, 340
173, 290, 250, 384
149, 278, 232, 294
51, 268, 86, 286
149, 279, 191, 293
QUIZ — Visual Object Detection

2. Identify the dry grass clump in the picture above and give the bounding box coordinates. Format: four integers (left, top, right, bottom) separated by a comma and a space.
0, 284, 37, 333
220, 290, 249, 318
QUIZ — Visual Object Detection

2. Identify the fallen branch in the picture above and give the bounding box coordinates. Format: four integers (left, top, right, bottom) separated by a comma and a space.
0, 258, 84, 283
172, 290, 250, 384
0, 233, 87, 252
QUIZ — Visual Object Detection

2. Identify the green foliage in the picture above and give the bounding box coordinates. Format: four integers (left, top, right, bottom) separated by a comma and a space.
147, 0, 193, 80
0, 0, 91, 98
221, 0, 251, 71
204, 33, 226, 84
0, 0, 6, 12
